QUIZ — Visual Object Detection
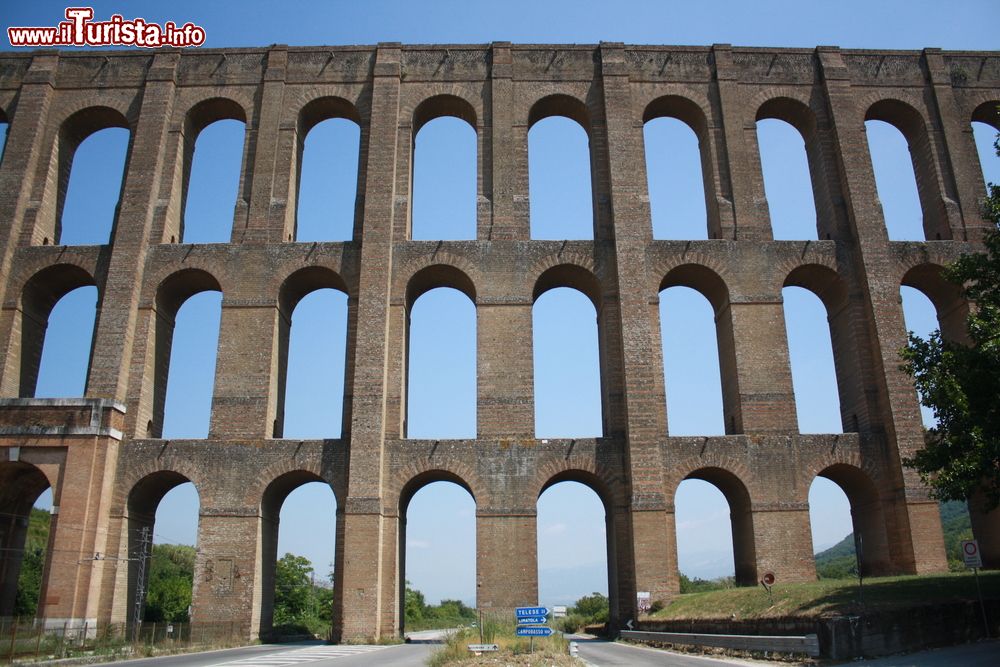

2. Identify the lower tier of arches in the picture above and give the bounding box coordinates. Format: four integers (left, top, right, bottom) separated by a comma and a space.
1, 399, 998, 641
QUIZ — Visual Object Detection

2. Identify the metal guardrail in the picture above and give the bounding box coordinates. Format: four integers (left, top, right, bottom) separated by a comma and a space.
620, 629, 821, 657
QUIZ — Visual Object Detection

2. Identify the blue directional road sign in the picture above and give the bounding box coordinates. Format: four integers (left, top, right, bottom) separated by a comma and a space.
516, 626, 554, 637
516, 616, 547, 624
515, 606, 549, 618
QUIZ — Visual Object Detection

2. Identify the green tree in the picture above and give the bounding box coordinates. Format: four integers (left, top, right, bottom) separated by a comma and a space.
14, 508, 51, 617
404, 580, 427, 625
570, 592, 609, 623
273, 553, 315, 626
901, 133, 1000, 509
144, 544, 195, 622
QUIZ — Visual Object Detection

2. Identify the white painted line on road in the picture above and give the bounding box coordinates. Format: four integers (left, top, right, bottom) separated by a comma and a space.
210, 645, 389, 667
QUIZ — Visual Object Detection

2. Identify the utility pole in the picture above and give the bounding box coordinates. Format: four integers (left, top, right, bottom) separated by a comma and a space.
132, 526, 152, 643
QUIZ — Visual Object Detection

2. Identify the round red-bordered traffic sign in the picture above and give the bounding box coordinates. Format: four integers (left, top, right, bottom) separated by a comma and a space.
964, 541, 979, 556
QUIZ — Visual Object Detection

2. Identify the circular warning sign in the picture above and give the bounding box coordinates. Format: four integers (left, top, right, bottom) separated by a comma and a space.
761, 571, 775, 586
961, 540, 982, 568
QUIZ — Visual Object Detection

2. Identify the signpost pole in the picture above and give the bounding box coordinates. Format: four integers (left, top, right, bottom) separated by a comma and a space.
974, 567, 990, 639
962, 540, 989, 639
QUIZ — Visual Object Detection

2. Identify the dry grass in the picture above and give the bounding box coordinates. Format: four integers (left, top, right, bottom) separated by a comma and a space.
427, 628, 582, 666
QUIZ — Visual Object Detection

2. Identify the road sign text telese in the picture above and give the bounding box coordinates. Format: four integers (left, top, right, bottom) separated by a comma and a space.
515, 606, 549, 617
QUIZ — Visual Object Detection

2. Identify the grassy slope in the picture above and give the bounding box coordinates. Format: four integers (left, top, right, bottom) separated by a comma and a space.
651, 571, 1000, 620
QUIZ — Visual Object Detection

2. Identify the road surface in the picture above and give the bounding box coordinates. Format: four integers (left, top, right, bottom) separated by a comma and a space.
87, 633, 1000, 667
570, 636, 1000, 667
89, 630, 453, 667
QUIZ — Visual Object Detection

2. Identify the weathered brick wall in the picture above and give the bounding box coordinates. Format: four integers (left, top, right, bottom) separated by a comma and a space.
0, 43, 997, 641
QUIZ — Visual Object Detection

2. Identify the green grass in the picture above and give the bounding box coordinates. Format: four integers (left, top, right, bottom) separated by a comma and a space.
649, 571, 1000, 620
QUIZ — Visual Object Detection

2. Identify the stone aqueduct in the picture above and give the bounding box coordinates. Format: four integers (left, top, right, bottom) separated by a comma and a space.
0, 42, 997, 641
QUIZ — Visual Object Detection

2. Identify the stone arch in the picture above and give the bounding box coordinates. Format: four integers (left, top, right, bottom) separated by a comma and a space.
784, 264, 867, 432
798, 446, 882, 496
756, 96, 818, 139
971, 100, 1000, 130
155, 268, 222, 316
672, 465, 757, 585
533, 263, 601, 311
184, 97, 248, 137
660, 263, 737, 434
11, 264, 97, 398
537, 467, 617, 510
145, 269, 222, 438
397, 252, 481, 298
901, 263, 969, 344
123, 469, 200, 633
40, 105, 131, 246
810, 463, 892, 576
529, 93, 591, 133
412, 94, 477, 135
527, 93, 596, 240
0, 461, 53, 617
532, 264, 607, 437
535, 467, 620, 623
660, 263, 731, 314
257, 469, 339, 636
274, 266, 350, 438
866, 98, 951, 240
278, 266, 349, 317
179, 97, 248, 243
298, 96, 362, 136
643, 95, 709, 137
289, 88, 367, 127
643, 95, 717, 239
396, 467, 478, 631
756, 96, 840, 239
405, 264, 476, 311
118, 458, 208, 509
529, 251, 599, 285
409, 94, 478, 241
399, 468, 477, 513
403, 267, 477, 439
293, 96, 364, 242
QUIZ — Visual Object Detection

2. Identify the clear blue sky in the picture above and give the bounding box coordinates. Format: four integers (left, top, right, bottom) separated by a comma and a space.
8, 0, 1000, 608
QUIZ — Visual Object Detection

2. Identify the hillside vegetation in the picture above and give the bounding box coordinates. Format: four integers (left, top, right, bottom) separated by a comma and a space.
814, 501, 973, 578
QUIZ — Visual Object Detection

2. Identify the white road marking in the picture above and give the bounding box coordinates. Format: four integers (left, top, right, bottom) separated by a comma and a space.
211, 645, 389, 667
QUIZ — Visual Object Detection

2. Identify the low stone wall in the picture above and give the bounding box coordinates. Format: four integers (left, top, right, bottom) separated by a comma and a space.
637, 600, 1000, 659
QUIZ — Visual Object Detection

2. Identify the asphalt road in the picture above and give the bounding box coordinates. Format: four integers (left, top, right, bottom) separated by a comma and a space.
570, 636, 1000, 667
569, 636, 752, 666
86, 634, 1000, 667
88, 632, 449, 667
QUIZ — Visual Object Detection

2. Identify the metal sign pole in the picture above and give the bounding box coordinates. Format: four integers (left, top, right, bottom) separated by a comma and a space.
974, 567, 990, 639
